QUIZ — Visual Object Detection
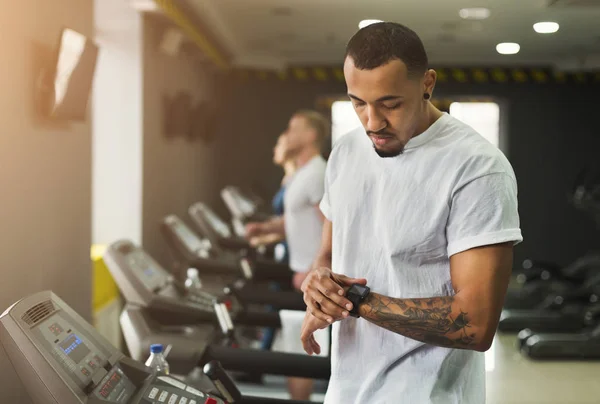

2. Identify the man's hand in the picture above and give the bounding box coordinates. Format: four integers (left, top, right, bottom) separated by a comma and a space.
244, 222, 264, 239
292, 271, 309, 291
301, 267, 367, 323
300, 311, 330, 355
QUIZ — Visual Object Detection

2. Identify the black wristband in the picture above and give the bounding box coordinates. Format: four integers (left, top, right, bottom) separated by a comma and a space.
346, 284, 370, 318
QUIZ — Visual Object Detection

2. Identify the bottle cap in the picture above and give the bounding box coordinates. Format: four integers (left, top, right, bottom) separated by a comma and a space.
150, 344, 163, 354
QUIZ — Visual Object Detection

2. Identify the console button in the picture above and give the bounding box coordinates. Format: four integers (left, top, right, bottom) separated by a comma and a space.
158, 391, 169, 402
148, 388, 159, 399
168, 394, 178, 404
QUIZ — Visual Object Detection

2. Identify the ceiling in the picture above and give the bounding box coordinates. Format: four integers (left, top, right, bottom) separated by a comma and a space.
184, 0, 600, 70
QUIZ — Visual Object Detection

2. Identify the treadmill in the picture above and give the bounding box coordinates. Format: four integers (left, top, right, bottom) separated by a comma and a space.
103, 240, 329, 381
0, 291, 313, 404
161, 215, 292, 284
503, 253, 600, 310
220, 186, 271, 237
160, 215, 304, 310
518, 303, 600, 360
498, 271, 600, 333
189, 202, 253, 253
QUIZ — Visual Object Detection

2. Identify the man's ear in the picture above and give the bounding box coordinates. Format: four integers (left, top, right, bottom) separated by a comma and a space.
424, 69, 437, 96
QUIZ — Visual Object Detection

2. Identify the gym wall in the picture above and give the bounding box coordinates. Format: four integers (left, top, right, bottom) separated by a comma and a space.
141, 15, 221, 267
0, 0, 94, 402
212, 75, 600, 269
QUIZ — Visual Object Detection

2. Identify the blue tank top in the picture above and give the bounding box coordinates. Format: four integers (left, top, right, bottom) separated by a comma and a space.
272, 185, 286, 216
271, 185, 288, 263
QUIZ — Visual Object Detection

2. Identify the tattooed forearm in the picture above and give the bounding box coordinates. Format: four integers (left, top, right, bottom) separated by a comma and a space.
358, 293, 478, 349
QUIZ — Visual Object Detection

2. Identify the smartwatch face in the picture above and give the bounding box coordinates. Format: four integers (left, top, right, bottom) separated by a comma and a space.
351, 284, 369, 297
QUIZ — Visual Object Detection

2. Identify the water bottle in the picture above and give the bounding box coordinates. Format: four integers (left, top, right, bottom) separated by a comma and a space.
184, 268, 203, 292
145, 344, 170, 375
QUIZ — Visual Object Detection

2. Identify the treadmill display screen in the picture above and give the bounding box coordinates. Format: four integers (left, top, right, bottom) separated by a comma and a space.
173, 221, 205, 251
59, 334, 90, 364
204, 207, 231, 238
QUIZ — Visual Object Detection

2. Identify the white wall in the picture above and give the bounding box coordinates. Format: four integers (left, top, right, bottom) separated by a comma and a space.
92, 0, 143, 245
0, 0, 94, 401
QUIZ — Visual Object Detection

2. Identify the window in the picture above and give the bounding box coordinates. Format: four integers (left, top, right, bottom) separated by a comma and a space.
449, 102, 500, 148
331, 101, 362, 146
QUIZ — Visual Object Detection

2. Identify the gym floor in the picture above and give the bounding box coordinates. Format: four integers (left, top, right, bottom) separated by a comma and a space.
486, 334, 600, 404
237, 334, 600, 403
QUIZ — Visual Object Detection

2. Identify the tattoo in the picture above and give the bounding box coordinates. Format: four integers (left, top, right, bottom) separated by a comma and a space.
359, 293, 476, 349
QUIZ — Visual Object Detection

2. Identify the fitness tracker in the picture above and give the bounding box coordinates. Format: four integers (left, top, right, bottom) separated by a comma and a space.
346, 284, 371, 318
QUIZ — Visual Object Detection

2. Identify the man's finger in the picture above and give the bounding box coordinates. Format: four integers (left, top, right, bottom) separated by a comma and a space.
313, 274, 346, 298
304, 293, 334, 323
312, 291, 349, 320
309, 334, 321, 355
334, 274, 368, 286
314, 279, 354, 311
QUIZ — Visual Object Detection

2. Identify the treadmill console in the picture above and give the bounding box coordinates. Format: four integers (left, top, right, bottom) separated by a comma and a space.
108, 240, 216, 311
0, 291, 225, 404
191, 203, 232, 239
164, 215, 212, 259
120, 243, 170, 294
220, 187, 256, 219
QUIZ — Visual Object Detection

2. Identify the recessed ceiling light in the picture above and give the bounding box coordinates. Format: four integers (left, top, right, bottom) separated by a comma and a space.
459, 8, 491, 20
533, 22, 559, 34
359, 19, 383, 29
496, 42, 520, 55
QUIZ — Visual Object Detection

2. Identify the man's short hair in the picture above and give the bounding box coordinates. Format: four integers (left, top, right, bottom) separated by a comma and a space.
294, 109, 330, 149
345, 22, 428, 79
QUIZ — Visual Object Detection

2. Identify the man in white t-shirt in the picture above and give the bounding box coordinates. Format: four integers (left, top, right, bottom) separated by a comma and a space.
245, 110, 329, 400
300, 23, 523, 403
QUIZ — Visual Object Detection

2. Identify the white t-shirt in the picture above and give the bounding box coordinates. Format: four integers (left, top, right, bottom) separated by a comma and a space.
319, 113, 523, 404
284, 154, 327, 272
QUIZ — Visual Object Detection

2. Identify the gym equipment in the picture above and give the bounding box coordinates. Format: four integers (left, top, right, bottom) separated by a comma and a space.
160, 214, 293, 286
504, 167, 600, 310
160, 215, 304, 311
510, 166, 600, 359
220, 186, 271, 237
0, 291, 311, 404
499, 271, 600, 332
189, 201, 253, 252
518, 303, 600, 360
103, 240, 329, 380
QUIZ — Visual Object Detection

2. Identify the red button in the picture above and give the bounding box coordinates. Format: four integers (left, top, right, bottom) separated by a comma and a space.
224, 300, 232, 311
204, 398, 217, 404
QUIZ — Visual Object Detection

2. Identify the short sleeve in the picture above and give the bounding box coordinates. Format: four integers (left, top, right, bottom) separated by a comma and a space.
319, 163, 332, 221
307, 165, 326, 206
446, 172, 523, 257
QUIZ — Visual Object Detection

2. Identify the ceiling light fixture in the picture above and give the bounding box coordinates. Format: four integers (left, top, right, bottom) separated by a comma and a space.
459, 8, 491, 20
358, 19, 383, 29
533, 22, 559, 34
496, 42, 520, 55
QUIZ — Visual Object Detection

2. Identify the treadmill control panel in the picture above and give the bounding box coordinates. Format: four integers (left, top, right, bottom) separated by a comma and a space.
123, 249, 169, 293
144, 376, 213, 404
165, 215, 212, 258
0, 291, 228, 404
197, 204, 231, 238
36, 314, 109, 388
92, 366, 136, 402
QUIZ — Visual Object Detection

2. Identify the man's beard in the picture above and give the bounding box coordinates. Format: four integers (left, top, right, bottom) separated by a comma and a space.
373, 145, 404, 158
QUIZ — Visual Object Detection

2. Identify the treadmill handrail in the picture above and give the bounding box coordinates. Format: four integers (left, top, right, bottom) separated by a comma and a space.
202, 345, 330, 380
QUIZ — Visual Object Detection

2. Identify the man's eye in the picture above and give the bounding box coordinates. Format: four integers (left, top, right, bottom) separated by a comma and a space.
353, 102, 365, 109
384, 103, 401, 110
